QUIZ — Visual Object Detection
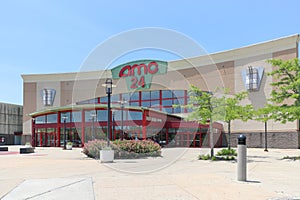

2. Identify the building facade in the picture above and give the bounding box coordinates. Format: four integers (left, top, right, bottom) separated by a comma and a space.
22, 34, 300, 148
0, 103, 23, 145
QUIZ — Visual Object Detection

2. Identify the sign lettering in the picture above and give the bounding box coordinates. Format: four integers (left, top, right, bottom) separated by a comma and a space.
111, 60, 168, 91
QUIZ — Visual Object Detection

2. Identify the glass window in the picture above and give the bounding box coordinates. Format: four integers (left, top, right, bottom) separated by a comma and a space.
173, 98, 185, 109
72, 111, 82, 122
173, 107, 182, 113
97, 110, 108, 121
112, 110, 121, 121
162, 99, 172, 106
173, 90, 185, 98
162, 90, 172, 98
100, 96, 107, 103
46, 114, 57, 123
128, 111, 142, 120
130, 101, 139, 106
85, 110, 97, 122
168, 128, 177, 133
111, 94, 120, 102
35, 115, 46, 124
122, 93, 130, 101
163, 107, 173, 113
88, 98, 98, 104
130, 92, 139, 101
142, 91, 150, 100
151, 91, 160, 99
150, 100, 160, 106
61, 112, 71, 123
141, 101, 150, 107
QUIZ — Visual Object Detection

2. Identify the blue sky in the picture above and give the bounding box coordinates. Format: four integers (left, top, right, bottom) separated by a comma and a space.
1, 0, 300, 105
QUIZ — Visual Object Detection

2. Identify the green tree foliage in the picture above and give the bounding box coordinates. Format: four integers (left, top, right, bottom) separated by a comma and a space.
267, 58, 300, 123
185, 85, 215, 124
219, 89, 254, 149
175, 85, 253, 153
255, 104, 274, 123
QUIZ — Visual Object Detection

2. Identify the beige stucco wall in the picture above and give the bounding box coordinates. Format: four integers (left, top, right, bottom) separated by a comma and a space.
22, 34, 299, 136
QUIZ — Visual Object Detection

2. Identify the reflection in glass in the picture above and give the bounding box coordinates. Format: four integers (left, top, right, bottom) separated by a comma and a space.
142, 91, 150, 100
130, 101, 139, 106
71, 111, 82, 122
35, 115, 46, 124
162, 90, 172, 98
61, 112, 71, 123
97, 110, 108, 121
151, 90, 160, 99
130, 92, 139, 100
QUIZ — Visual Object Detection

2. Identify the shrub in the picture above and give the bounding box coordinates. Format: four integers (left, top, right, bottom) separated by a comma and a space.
114, 140, 161, 159
199, 149, 237, 161
83, 139, 161, 159
217, 148, 237, 156
82, 140, 113, 158
198, 154, 212, 160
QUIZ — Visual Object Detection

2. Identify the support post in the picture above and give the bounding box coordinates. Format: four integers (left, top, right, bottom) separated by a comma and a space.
237, 134, 247, 181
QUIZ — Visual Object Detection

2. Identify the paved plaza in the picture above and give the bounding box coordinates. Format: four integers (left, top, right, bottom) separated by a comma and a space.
0, 146, 300, 200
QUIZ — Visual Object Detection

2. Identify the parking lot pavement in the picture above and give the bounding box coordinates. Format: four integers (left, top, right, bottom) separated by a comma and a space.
0, 146, 300, 200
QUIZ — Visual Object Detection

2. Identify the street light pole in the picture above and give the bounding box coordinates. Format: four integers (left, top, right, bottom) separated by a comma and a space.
264, 120, 268, 152
90, 111, 96, 141
118, 98, 127, 140
103, 78, 113, 147
208, 92, 214, 159
112, 112, 115, 140
209, 116, 214, 158
32, 118, 36, 147
62, 115, 67, 150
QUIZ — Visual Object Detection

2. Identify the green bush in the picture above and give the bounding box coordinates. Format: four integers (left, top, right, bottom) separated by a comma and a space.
83, 139, 161, 159
199, 149, 237, 161
198, 154, 217, 160
217, 148, 237, 156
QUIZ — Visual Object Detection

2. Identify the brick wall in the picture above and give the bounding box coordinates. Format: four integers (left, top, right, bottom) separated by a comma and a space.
224, 132, 300, 149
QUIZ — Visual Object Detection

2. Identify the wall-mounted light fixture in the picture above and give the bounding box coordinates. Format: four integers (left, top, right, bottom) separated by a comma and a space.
41, 88, 56, 106
241, 66, 264, 91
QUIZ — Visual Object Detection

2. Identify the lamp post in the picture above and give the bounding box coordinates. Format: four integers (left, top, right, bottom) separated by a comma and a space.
112, 111, 115, 140
103, 78, 113, 147
264, 120, 268, 152
118, 98, 127, 140
208, 92, 214, 159
62, 115, 67, 150
90, 111, 96, 141
32, 118, 36, 147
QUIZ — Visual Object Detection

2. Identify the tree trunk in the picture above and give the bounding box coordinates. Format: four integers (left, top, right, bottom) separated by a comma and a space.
228, 120, 231, 150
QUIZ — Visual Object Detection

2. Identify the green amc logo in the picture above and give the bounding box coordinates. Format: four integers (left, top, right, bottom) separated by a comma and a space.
111, 60, 168, 90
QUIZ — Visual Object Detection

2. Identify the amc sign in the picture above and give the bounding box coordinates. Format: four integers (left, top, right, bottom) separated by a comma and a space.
111, 60, 168, 90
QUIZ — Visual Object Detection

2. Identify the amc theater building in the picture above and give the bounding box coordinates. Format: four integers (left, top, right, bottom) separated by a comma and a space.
22, 34, 300, 148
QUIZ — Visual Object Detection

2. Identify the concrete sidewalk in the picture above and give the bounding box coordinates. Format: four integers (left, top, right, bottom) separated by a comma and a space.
0, 146, 300, 200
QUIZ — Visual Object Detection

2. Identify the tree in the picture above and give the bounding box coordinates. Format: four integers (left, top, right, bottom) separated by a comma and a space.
267, 58, 300, 123
177, 85, 253, 158
255, 104, 274, 151
183, 85, 218, 158
219, 89, 254, 149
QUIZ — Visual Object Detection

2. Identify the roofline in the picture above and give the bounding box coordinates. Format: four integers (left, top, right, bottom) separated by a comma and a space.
22, 34, 299, 82
168, 34, 299, 70
28, 103, 183, 120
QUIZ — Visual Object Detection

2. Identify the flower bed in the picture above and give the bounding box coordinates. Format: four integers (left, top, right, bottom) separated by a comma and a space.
83, 139, 161, 159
